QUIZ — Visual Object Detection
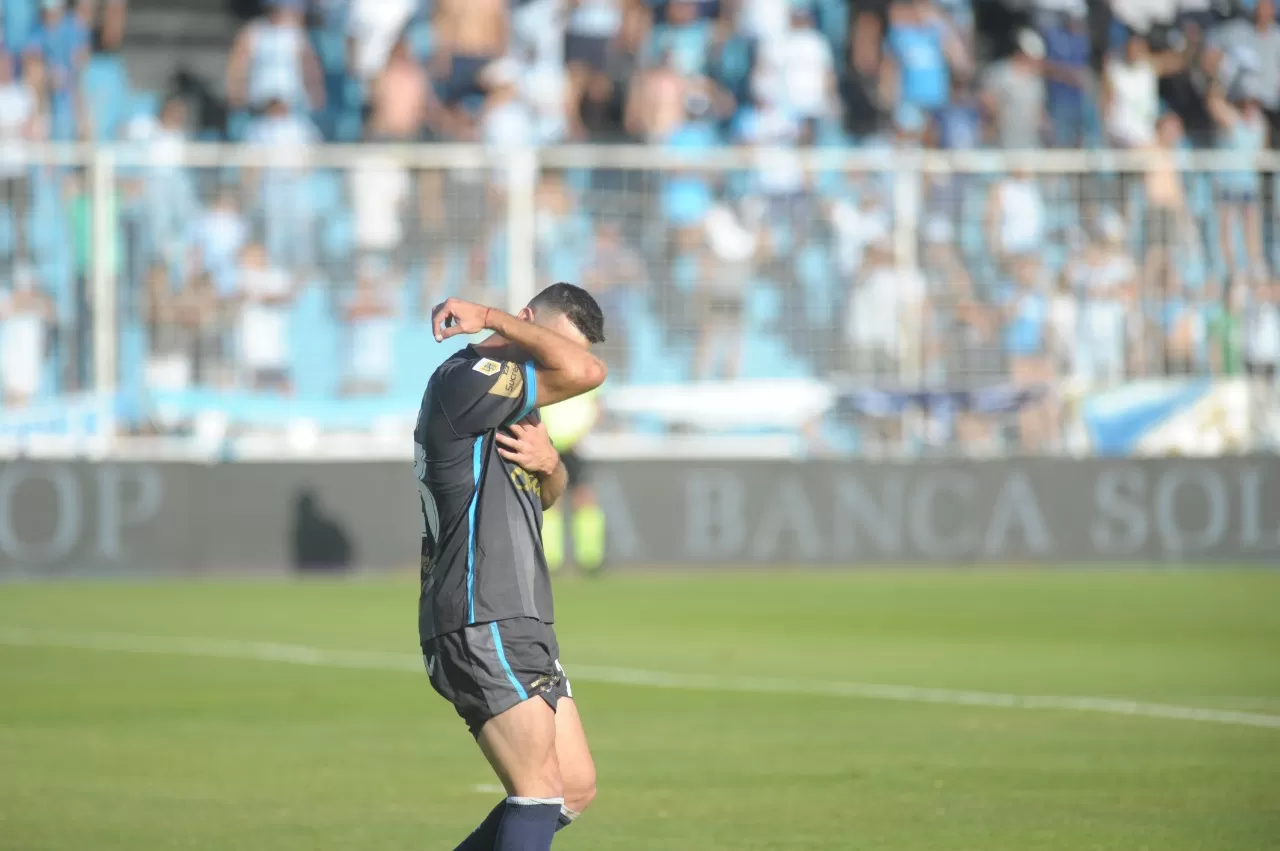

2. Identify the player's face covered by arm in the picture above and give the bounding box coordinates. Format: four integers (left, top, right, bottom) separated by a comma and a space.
436, 357, 538, 435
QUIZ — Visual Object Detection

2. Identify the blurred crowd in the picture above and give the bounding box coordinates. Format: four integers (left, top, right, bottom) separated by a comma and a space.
0, 0, 1278, 453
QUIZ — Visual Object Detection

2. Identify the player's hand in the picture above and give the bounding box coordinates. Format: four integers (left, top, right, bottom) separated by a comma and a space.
431, 298, 492, 342
496, 418, 560, 476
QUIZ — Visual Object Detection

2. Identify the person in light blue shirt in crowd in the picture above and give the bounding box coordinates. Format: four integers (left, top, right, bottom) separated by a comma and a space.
881, 0, 970, 114
1207, 81, 1269, 279
996, 254, 1058, 452
22, 0, 87, 140
1039, 7, 1091, 147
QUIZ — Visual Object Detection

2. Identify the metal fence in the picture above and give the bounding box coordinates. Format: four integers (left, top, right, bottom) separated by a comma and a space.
0, 143, 1278, 456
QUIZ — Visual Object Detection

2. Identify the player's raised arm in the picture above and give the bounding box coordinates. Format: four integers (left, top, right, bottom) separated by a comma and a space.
432, 286, 608, 409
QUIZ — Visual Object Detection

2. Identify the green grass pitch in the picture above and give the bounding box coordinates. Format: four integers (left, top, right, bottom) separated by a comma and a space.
0, 569, 1278, 851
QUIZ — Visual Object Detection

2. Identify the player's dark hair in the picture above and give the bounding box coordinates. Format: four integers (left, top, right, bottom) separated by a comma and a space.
530, 282, 606, 344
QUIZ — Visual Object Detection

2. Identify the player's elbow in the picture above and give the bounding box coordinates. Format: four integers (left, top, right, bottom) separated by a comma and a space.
572, 356, 608, 393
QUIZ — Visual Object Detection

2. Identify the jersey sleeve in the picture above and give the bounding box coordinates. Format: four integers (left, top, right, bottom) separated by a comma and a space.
434, 357, 538, 434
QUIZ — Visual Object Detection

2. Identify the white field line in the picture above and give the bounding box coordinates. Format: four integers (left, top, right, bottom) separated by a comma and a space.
1, 627, 1278, 730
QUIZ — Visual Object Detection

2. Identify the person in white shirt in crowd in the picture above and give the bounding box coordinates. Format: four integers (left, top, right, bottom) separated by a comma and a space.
1207, 81, 1270, 279
0, 266, 53, 408
736, 76, 806, 222
187, 185, 248, 300
981, 29, 1047, 149
564, 0, 624, 131
844, 235, 926, 381
1101, 35, 1186, 148
342, 256, 397, 397
696, 200, 766, 380
1048, 264, 1079, 381
828, 180, 890, 278
521, 42, 578, 144
1071, 210, 1137, 388
754, 3, 837, 122
1243, 278, 1280, 383
0, 51, 37, 264
226, 0, 324, 116
985, 166, 1045, 269
245, 96, 320, 272
734, 0, 790, 51
346, 0, 416, 92
234, 241, 295, 395
349, 150, 411, 270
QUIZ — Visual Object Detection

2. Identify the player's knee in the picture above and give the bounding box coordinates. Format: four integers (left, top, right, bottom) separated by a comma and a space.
508, 756, 563, 800
564, 766, 597, 814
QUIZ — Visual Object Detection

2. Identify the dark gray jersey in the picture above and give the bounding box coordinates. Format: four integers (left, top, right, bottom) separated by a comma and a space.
415, 346, 551, 642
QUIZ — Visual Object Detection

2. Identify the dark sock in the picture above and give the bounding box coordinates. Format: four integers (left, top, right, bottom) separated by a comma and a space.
452, 800, 507, 851
493, 797, 563, 851
555, 806, 579, 832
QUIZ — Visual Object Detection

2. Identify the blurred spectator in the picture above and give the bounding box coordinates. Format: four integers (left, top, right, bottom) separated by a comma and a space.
1139, 253, 1198, 375
135, 95, 197, 282
23, 0, 88, 140
89, 0, 127, 53
226, 0, 324, 115
1049, 265, 1078, 380
646, 0, 715, 79
931, 75, 980, 149
1143, 112, 1188, 292
996, 254, 1056, 451
188, 186, 248, 298
366, 34, 441, 141
522, 41, 576, 143
147, 263, 224, 390
696, 200, 764, 379
880, 0, 970, 116
435, 0, 508, 106
844, 236, 925, 380
234, 242, 294, 394
583, 219, 649, 378
985, 168, 1045, 265
659, 92, 719, 250
627, 48, 729, 141
0, 50, 37, 263
1039, 6, 1090, 147
1207, 276, 1244, 376
734, 0, 791, 48
1101, 36, 1185, 149
981, 29, 1046, 148
478, 59, 534, 151
342, 258, 397, 396
1071, 210, 1136, 387
755, 4, 837, 121
1204, 0, 1279, 131
565, 0, 625, 132
245, 97, 320, 271
1243, 279, 1280, 381
346, 0, 416, 89
1207, 82, 1269, 278
735, 83, 806, 218
349, 150, 411, 269
829, 182, 890, 276
0, 266, 53, 408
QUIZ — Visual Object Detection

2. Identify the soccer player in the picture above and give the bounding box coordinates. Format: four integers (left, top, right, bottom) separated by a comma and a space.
416, 284, 607, 851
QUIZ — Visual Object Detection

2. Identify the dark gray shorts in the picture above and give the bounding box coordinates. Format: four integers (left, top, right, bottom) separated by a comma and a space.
423, 617, 571, 737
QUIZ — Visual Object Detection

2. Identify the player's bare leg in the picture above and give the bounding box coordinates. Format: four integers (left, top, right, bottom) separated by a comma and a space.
454, 699, 563, 851
553, 697, 597, 830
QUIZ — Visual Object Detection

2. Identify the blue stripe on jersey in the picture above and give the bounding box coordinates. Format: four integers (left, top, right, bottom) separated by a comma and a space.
466, 437, 483, 623
490, 622, 529, 700
514, 361, 538, 421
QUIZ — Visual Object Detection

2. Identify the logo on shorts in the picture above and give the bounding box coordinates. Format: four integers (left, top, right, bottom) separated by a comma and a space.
473, 359, 502, 376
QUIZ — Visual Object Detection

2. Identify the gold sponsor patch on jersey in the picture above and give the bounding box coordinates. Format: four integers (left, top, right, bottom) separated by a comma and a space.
488, 361, 524, 399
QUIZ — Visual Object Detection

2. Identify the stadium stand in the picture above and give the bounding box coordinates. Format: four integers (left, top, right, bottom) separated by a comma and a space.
0, 0, 1278, 455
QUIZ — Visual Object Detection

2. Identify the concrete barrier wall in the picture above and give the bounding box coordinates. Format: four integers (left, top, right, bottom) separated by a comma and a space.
1, 457, 1277, 576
